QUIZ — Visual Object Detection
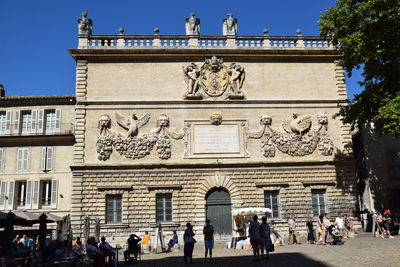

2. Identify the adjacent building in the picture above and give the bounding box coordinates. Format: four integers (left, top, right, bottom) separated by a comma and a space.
0, 92, 75, 220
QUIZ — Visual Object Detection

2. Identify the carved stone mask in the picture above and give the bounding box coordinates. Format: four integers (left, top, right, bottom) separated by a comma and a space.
210, 114, 222, 125
317, 112, 328, 125
260, 115, 272, 126
99, 114, 111, 129
158, 114, 170, 127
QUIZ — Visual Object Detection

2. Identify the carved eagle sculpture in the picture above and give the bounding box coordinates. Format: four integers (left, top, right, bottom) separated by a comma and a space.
282, 113, 312, 135
115, 112, 150, 137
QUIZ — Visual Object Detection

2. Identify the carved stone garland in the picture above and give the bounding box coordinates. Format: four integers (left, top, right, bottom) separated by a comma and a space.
96, 113, 186, 161
249, 112, 334, 157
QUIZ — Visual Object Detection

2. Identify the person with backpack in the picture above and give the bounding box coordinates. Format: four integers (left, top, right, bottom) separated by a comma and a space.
259, 216, 272, 260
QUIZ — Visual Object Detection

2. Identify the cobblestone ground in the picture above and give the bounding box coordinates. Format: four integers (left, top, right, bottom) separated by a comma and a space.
121, 233, 399, 267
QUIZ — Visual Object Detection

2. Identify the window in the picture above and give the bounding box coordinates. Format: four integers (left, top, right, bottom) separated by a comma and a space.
264, 191, 280, 218
16, 148, 29, 172
312, 189, 327, 216
0, 112, 6, 134
106, 195, 122, 224
16, 181, 27, 207
156, 193, 172, 222
40, 180, 58, 208
387, 152, 400, 180
11, 109, 61, 135
41, 147, 54, 172
0, 181, 15, 210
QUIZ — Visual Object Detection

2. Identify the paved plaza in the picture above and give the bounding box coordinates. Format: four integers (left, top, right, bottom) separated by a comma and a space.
124, 233, 399, 267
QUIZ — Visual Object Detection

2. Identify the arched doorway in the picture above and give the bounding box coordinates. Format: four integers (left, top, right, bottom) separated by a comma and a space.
206, 188, 232, 238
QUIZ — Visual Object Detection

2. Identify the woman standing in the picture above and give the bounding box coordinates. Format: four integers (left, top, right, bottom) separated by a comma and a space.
183, 223, 196, 264
316, 214, 325, 245
259, 217, 272, 260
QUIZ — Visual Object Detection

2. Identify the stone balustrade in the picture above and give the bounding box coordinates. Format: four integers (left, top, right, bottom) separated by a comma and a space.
78, 34, 332, 49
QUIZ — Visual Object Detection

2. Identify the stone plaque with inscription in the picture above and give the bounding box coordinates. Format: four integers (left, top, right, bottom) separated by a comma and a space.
184, 120, 248, 158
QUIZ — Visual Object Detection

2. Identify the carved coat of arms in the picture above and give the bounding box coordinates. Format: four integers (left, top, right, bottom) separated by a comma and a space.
183, 56, 245, 100
201, 57, 229, 97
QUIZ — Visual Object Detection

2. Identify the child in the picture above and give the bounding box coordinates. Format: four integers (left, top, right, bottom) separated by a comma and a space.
306, 217, 315, 244
141, 231, 151, 252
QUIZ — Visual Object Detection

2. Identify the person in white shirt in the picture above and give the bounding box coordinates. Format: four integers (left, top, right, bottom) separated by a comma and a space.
335, 213, 345, 237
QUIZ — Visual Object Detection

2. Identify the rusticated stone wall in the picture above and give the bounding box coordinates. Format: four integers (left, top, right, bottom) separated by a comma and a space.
71, 163, 357, 244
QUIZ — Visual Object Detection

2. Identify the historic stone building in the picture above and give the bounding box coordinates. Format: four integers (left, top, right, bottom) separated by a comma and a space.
0, 87, 75, 220
68, 13, 358, 241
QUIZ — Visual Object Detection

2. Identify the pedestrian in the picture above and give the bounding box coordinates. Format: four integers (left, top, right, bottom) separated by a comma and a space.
323, 213, 331, 243
203, 219, 214, 261
249, 215, 261, 261
141, 231, 151, 252
335, 213, 346, 236
382, 210, 394, 238
316, 214, 325, 245
183, 222, 196, 264
167, 230, 179, 252
270, 220, 284, 246
287, 215, 301, 244
259, 216, 272, 260
124, 234, 142, 264
306, 217, 315, 244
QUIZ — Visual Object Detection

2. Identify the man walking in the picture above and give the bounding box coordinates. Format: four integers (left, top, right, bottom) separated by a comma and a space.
249, 215, 261, 261
203, 219, 214, 261
287, 215, 300, 244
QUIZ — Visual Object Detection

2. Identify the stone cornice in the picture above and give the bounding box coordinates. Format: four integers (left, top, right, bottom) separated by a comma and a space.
70, 160, 354, 172
146, 185, 183, 191
69, 48, 340, 61
0, 95, 76, 107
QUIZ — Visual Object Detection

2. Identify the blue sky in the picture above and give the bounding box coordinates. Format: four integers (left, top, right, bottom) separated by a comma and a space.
0, 0, 363, 99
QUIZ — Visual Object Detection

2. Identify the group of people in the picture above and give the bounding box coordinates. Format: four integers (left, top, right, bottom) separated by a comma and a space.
372, 210, 395, 239
248, 215, 273, 261
286, 213, 354, 245
11, 234, 36, 256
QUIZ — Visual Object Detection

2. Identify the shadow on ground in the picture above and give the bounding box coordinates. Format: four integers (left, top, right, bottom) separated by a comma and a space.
135, 253, 330, 267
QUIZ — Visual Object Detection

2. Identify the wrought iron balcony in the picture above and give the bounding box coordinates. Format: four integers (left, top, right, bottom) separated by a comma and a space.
0, 123, 74, 137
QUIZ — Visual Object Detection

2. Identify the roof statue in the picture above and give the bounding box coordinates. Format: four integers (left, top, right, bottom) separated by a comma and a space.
77, 11, 93, 35
185, 13, 200, 35
222, 13, 237, 36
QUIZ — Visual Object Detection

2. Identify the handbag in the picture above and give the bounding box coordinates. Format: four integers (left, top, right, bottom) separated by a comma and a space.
268, 243, 275, 252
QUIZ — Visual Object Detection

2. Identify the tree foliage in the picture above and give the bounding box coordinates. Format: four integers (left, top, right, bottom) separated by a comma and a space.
319, 0, 400, 136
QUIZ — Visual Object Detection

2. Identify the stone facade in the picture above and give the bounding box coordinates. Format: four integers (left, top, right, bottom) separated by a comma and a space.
68, 13, 359, 243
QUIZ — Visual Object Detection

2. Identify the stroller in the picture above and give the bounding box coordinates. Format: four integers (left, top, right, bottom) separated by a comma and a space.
327, 225, 344, 245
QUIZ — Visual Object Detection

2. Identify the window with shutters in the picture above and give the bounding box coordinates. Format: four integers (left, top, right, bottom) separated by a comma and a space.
156, 193, 172, 222
0, 148, 4, 172
39, 179, 58, 209
312, 189, 327, 216
16, 148, 29, 172
21, 111, 33, 134
45, 110, 57, 134
16, 181, 27, 208
41, 147, 54, 172
264, 191, 280, 218
106, 195, 122, 224
0, 181, 14, 210
0, 112, 6, 135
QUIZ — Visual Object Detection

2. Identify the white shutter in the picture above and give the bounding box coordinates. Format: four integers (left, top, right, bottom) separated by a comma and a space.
22, 148, 29, 171
46, 147, 54, 171
16, 149, 23, 171
25, 180, 33, 209
55, 109, 61, 133
5, 111, 12, 135
32, 180, 40, 209
0, 149, 4, 171
31, 110, 37, 134
37, 109, 44, 134
0, 181, 7, 210
50, 179, 58, 209
13, 110, 20, 134
41, 147, 47, 171
7, 181, 15, 211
